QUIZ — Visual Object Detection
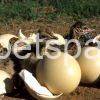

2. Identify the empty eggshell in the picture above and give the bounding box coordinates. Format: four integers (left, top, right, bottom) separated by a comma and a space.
0, 70, 13, 95
36, 52, 81, 94
77, 47, 100, 83
18, 29, 37, 45
19, 69, 63, 100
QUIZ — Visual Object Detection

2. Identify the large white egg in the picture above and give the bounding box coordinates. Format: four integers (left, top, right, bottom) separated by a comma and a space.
36, 52, 81, 94
0, 70, 13, 95
77, 47, 100, 83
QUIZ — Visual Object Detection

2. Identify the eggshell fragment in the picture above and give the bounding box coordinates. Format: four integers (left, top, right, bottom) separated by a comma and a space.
0, 70, 13, 95
18, 29, 36, 45
19, 69, 63, 100
77, 47, 100, 83
36, 52, 81, 94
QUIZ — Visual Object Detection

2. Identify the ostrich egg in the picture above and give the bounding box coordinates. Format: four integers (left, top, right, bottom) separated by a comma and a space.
77, 47, 100, 83
36, 52, 81, 94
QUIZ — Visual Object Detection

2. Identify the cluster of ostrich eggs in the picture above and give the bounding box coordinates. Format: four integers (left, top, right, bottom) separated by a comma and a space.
77, 47, 100, 83
0, 32, 100, 99
36, 52, 81, 94
0, 70, 13, 95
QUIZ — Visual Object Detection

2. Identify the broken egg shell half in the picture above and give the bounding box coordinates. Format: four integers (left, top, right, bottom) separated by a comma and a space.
19, 69, 63, 100
77, 47, 100, 83
0, 34, 18, 49
0, 70, 13, 95
36, 52, 81, 94
26, 86, 63, 100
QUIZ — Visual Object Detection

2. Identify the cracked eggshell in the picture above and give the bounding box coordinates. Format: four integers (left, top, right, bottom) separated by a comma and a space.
36, 52, 81, 94
27, 87, 63, 100
0, 34, 18, 49
0, 70, 13, 95
77, 47, 100, 83
19, 69, 63, 100
18, 30, 37, 45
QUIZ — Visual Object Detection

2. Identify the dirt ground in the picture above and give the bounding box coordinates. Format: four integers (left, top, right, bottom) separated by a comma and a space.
0, 18, 100, 100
